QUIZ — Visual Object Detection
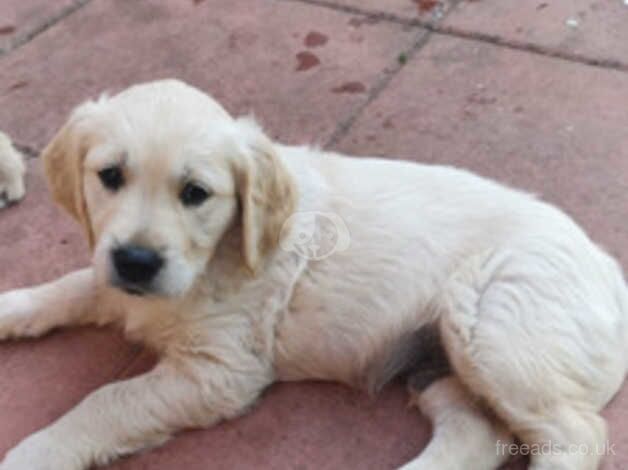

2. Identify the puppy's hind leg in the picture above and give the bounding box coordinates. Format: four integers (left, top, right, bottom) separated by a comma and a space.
398, 376, 513, 470
440, 247, 617, 470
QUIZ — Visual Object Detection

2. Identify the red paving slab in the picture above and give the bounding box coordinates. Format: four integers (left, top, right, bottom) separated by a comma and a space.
0, 159, 141, 456
445, 0, 628, 66
0, 329, 141, 457
0, 160, 88, 290
0, 0, 82, 53
335, 34, 628, 268
335, 34, 628, 468
0, 0, 420, 151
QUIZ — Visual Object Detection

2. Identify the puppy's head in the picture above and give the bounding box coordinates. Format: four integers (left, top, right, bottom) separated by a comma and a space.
42, 79, 296, 298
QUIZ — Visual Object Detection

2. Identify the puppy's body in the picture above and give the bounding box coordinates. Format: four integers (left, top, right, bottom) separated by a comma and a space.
0, 132, 25, 208
0, 80, 626, 470
275, 148, 628, 399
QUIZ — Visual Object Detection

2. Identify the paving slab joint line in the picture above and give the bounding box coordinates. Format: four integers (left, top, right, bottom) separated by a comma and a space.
0, 0, 93, 58
324, 29, 433, 149
282, 0, 628, 72
278, 0, 459, 29
432, 24, 628, 72
320, 0, 467, 149
274, 0, 461, 149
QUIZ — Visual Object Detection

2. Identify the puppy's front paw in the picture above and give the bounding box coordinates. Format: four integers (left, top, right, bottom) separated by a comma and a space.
1, 431, 83, 470
0, 289, 41, 340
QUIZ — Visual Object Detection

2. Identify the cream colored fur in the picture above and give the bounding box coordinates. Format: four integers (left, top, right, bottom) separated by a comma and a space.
0, 132, 25, 208
0, 80, 627, 470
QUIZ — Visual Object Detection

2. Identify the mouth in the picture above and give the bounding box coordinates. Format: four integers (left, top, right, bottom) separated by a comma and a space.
110, 279, 150, 297
122, 285, 146, 296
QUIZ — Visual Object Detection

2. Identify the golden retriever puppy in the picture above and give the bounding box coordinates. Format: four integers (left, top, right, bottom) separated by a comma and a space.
0, 80, 627, 470
0, 132, 25, 208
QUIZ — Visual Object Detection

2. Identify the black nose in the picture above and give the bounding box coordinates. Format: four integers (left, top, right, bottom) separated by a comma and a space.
112, 245, 164, 285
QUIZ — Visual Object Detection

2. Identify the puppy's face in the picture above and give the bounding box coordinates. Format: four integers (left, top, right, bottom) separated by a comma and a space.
42, 80, 296, 298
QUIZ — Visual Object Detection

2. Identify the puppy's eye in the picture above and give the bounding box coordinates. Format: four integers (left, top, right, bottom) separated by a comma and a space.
98, 166, 124, 191
180, 183, 211, 207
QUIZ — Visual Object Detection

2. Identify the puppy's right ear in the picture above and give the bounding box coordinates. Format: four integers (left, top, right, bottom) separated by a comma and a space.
42, 102, 100, 247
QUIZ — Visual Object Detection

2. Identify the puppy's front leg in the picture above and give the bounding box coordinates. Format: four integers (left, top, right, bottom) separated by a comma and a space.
0, 268, 105, 339
1, 360, 269, 470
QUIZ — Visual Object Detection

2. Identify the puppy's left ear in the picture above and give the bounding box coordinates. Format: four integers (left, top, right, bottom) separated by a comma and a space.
233, 118, 297, 273
42, 102, 99, 248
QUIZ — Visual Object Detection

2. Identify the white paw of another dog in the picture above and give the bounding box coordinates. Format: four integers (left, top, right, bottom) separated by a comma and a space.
1, 431, 83, 470
0, 181, 25, 208
0, 132, 26, 209
0, 289, 42, 340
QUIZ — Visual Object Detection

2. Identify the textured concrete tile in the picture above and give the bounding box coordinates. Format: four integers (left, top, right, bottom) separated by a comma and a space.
335, 35, 628, 268
0, 159, 139, 456
0, 0, 419, 150
0, 0, 82, 52
333, 0, 455, 21
445, 0, 628, 66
